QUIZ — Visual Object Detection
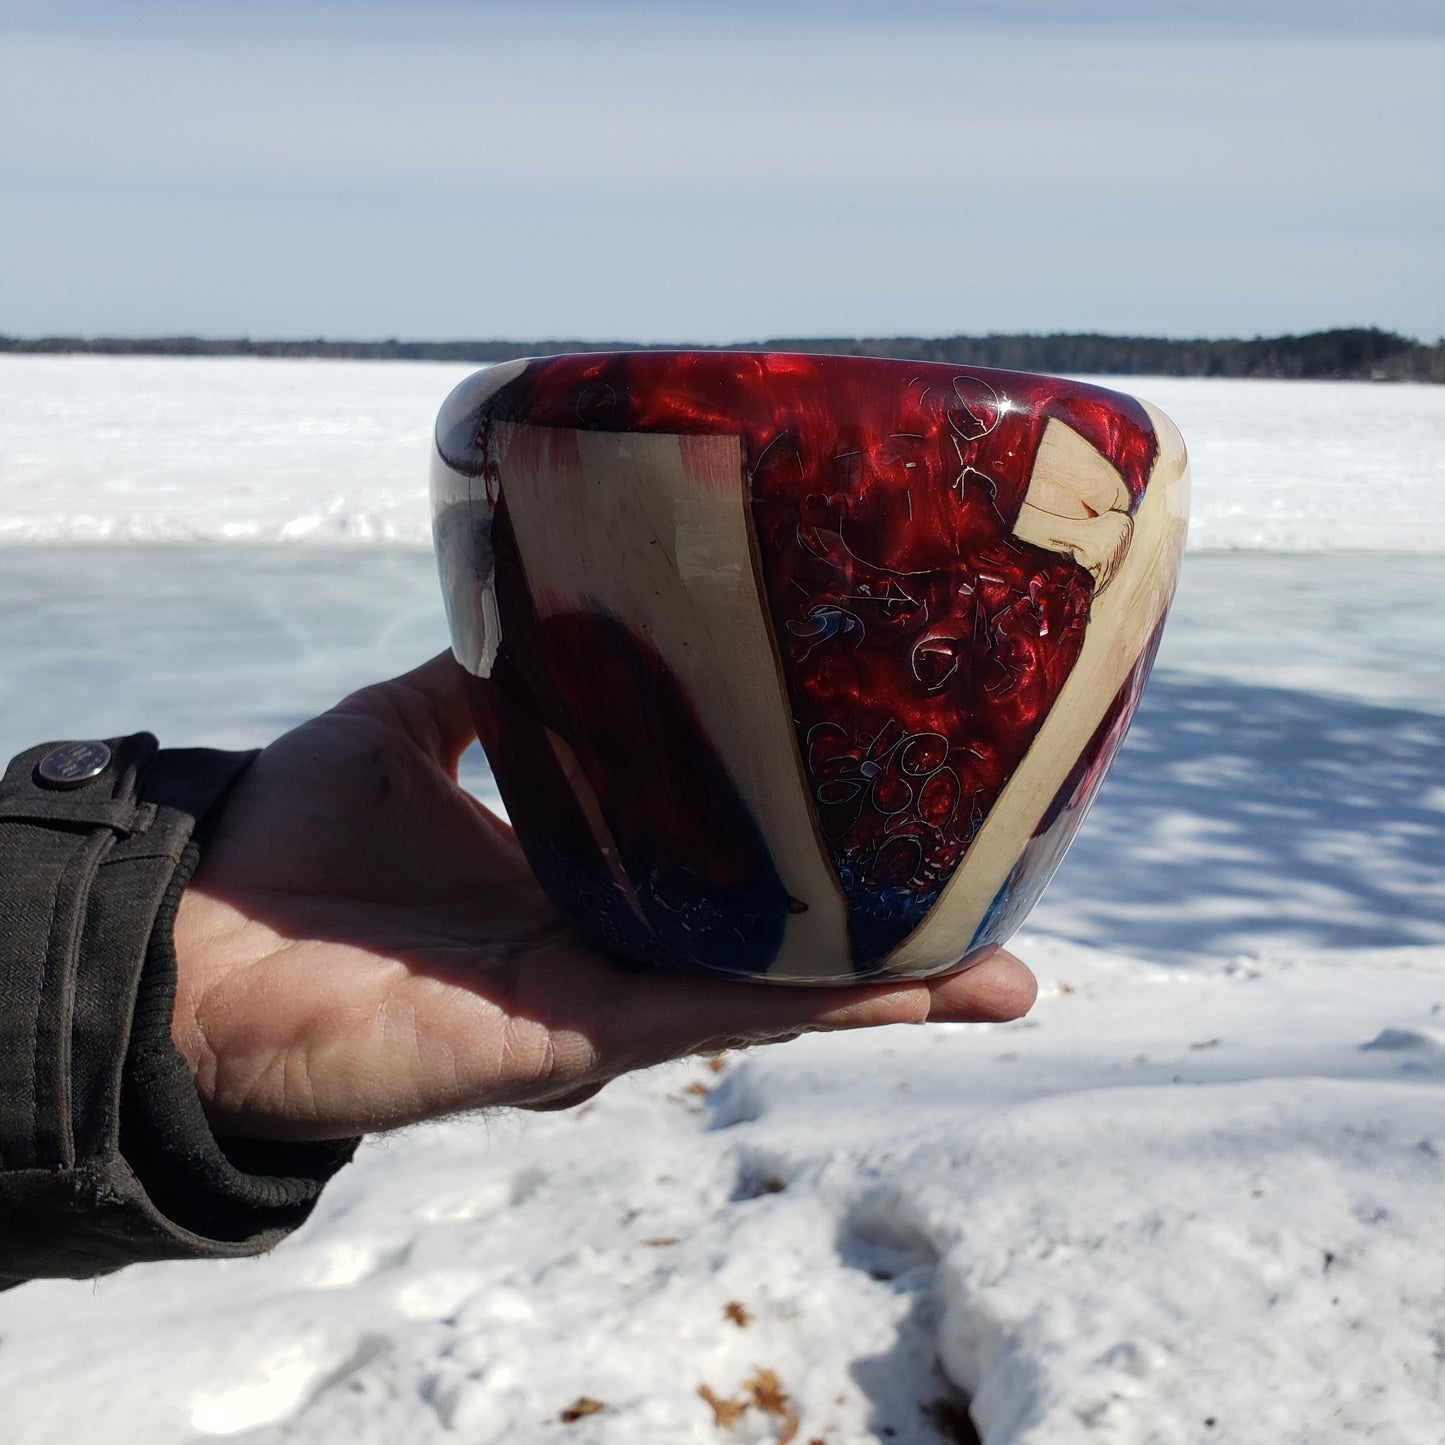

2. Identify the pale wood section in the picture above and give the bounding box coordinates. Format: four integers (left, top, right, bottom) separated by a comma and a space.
1017, 417, 1133, 521
1014, 418, 1137, 594
880, 405, 1191, 976
494, 421, 853, 981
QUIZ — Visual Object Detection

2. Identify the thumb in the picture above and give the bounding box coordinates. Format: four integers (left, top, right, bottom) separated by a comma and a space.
347, 650, 481, 772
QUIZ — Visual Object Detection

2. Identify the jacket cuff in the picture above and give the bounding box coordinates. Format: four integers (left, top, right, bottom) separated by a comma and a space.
0, 735, 355, 1286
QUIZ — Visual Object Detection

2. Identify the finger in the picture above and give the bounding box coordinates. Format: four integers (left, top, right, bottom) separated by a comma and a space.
592, 946, 1036, 1068
370, 651, 480, 769
917, 947, 1037, 1024
796, 947, 1037, 1031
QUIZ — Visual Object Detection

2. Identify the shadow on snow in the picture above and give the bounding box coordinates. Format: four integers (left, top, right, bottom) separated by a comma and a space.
1032, 670, 1445, 965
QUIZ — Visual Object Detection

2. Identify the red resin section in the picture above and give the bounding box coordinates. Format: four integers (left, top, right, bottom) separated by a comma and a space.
475, 353, 1158, 963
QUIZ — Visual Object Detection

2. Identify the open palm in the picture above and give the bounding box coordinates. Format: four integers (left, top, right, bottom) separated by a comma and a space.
171, 654, 1036, 1142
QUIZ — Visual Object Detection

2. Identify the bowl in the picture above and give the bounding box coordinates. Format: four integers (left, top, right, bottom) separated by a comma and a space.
432, 351, 1189, 983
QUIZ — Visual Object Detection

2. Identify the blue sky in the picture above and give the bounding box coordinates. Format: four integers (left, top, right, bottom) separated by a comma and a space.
2, 0, 1441, 342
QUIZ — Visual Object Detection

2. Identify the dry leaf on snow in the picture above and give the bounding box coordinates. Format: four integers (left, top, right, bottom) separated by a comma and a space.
699, 1367, 800, 1441
559, 1396, 605, 1423
698, 1384, 748, 1429
747, 1368, 800, 1443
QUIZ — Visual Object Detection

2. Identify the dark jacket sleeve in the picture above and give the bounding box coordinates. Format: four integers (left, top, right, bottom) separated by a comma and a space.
0, 734, 355, 1288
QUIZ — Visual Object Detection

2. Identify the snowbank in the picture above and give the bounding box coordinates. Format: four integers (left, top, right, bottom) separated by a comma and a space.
4, 940, 1442, 1443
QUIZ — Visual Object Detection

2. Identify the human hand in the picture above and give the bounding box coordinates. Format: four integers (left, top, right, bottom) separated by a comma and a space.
171, 655, 1037, 1142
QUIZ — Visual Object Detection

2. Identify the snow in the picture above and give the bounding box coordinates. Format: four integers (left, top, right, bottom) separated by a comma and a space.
5, 946, 1443, 1443
2, 355, 1444, 551
1093, 375, 1445, 554
0, 355, 470, 546
1, 358, 1444, 1442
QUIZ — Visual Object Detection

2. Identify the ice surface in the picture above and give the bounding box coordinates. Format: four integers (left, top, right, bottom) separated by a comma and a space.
2, 361, 1444, 1442
1032, 553, 1445, 964
0, 545, 499, 793
3, 355, 1444, 551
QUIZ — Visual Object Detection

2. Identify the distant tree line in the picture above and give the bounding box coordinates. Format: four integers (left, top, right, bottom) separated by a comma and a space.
2, 326, 1441, 382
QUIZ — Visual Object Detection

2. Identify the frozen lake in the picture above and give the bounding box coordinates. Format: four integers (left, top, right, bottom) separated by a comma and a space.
3, 353, 1444, 550
2, 359, 1444, 1443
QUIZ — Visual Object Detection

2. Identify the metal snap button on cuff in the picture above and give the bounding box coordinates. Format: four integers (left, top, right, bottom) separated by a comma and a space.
35, 741, 114, 789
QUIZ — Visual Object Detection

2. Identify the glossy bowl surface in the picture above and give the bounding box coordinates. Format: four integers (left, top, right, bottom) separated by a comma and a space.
432, 352, 1189, 983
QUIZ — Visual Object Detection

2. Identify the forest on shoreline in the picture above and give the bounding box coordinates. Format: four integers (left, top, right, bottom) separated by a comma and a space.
3, 326, 1441, 382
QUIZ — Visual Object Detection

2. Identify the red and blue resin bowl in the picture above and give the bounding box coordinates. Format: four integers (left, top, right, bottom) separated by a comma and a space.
431, 352, 1189, 983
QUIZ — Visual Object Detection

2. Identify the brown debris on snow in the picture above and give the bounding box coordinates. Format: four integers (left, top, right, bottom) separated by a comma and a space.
559, 1396, 605, 1423
698, 1383, 748, 1429
697, 1367, 801, 1441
